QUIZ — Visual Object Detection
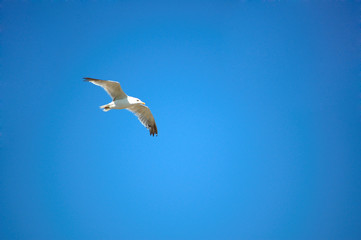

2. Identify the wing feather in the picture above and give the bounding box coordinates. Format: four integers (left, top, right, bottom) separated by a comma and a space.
84, 77, 127, 100
127, 105, 158, 136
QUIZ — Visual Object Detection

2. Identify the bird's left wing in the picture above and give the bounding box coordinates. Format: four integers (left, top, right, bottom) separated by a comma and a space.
127, 104, 158, 136
84, 77, 127, 100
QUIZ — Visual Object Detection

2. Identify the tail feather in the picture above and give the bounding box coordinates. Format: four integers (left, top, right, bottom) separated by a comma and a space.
100, 104, 111, 112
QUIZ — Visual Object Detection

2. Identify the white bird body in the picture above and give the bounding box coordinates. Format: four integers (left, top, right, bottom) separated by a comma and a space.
113, 98, 131, 109
84, 77, 158, 136
103, 96, 138, 110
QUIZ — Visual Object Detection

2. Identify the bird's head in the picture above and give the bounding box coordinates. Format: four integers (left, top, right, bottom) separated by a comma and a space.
129, 96, 145, 105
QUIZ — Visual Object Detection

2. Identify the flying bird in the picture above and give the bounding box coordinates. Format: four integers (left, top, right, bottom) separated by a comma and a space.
84, 77, 158, 136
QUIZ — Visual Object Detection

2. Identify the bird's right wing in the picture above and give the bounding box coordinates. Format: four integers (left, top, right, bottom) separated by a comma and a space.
84, 77, 127, 100
127, 104, 158, 136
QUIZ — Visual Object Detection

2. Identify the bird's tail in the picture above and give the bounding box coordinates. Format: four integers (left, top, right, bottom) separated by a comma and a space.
100, 103, 111, 112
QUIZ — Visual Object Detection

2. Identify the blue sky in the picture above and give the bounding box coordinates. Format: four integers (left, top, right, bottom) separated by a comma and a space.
1, 1, 361, 239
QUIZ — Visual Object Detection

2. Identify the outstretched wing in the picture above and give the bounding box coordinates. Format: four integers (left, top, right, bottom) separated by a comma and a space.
84, 77, 127, 100
127, 104, 158, 136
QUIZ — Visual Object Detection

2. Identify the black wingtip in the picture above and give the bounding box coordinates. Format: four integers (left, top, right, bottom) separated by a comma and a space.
149, 125, 158, 137
83, 77, 102, 82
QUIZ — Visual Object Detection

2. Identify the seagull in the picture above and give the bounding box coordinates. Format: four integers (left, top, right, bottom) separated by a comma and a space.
84, 77, 158, 136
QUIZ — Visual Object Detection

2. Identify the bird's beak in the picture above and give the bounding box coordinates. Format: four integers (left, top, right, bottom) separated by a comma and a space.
141, 102, 145, 105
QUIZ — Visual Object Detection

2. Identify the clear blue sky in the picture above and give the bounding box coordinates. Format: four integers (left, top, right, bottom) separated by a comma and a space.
1, 1, 361, 239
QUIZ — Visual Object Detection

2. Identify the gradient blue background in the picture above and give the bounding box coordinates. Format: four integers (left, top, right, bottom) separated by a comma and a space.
1, 1, 361, 239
